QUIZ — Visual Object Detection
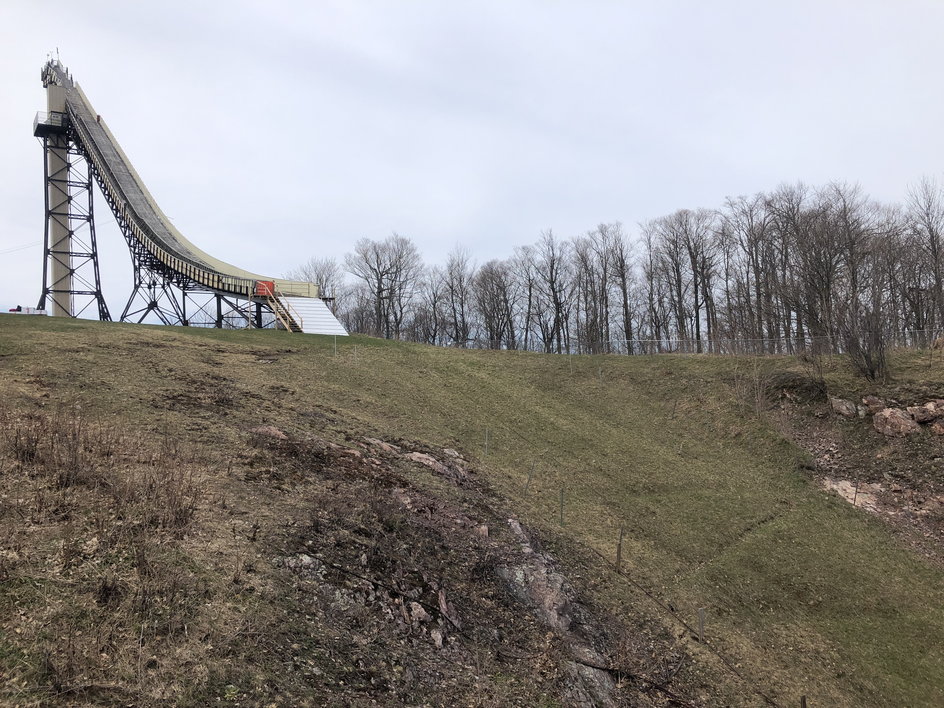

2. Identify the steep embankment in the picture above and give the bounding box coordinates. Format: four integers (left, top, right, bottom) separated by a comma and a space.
0, 316, 942, 706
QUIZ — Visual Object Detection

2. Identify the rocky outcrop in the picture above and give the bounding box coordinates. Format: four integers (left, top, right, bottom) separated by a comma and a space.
364, 437, 401, 454
862, 395, 885, 414
497, 519, 617, 708
404, 450, 470, 484
873, 408, 921, 437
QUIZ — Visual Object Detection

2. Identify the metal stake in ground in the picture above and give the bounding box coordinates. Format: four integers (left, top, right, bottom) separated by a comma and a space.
559, 487, 565, 526
484, 428, 489, 457
615, 524, 624, 573
525, 460, 535, 493
697, 607, 706, 643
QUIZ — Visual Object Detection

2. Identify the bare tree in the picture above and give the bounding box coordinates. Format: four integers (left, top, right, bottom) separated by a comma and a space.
345, 234, 423, 339
474, 259, 518, 349
444, 246, 476, 347
907, 177, 944, 330
411, 266, 448, 345
285, 256, 344, 312
534, 231, 573, 353
610, 223, 636, 354
510, 245, 538, 351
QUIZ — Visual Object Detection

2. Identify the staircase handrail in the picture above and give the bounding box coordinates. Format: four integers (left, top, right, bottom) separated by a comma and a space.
274, 290, 304, 331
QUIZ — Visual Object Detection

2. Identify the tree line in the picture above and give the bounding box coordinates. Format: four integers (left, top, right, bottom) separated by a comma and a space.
288, 179, 944, 356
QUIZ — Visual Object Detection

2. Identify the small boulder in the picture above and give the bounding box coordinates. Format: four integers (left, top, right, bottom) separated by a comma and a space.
862, 395, 885, 414
830, 397, 857, 418
907, 403, 939, 424
873, 408, 921, 437
931, 420, 944, 436
409, 602, 431, 624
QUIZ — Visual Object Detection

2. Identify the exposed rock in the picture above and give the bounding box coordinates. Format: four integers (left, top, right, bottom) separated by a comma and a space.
862, 395, 885, 414
409, 601, 431, 624
406, 452, 450, 476
405, 451, 468, 484
497, 519, 617, 708
821, 478, 882, 512
364, 437, 401, 454
473, 524, 489, 538
931, 420, 944, 436
437, 589, 461, 630
442, 448, 463, 459
249, 425, 288, 440
283, 553, 324, 580
873, 408, 921, 437
907, 403, 940, 423
830, 397, 858, 418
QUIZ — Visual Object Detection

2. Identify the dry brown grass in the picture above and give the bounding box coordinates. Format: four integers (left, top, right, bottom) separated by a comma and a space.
0, 404, 216, 705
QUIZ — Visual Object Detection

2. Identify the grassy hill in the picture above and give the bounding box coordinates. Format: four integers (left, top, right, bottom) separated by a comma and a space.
0, 315, 942, 706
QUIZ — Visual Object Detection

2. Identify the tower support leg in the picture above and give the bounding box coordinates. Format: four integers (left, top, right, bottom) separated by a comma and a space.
38, 134, 110, 320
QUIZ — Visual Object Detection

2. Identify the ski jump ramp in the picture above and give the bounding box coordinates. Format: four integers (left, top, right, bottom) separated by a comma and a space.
34, 59, 346, 336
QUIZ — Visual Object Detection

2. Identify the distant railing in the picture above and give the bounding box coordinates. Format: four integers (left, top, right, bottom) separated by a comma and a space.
422, 329, 944, 356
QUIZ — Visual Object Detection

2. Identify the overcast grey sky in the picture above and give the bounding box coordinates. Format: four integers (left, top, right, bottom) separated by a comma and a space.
2, 0, 943, 313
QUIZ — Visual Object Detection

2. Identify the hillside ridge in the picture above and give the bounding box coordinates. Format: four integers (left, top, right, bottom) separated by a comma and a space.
1, 315, 942, 706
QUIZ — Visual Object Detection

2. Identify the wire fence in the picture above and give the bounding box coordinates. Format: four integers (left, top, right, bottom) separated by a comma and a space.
457, 328, 944, 356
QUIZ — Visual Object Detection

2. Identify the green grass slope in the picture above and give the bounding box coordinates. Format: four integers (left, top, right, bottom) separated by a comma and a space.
1, 315, 942, 706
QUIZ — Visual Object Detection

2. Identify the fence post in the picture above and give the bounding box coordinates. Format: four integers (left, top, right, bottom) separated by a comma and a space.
697, 607, 706, 643
615, 524, 624, 573
559, 487, 565, 526
525, 460, 535, 493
